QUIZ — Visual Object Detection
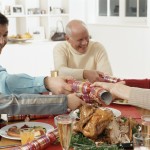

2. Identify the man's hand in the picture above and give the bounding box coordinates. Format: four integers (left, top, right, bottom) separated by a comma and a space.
83, 70, 105, 83
44, 76, 74, 95
67, 93, 85, 110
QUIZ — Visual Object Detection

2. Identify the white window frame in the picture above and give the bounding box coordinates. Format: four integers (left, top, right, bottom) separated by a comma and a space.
86, 0, 150, 27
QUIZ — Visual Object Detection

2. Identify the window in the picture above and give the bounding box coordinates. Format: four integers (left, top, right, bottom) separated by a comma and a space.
110, 0, 119, 16
98, 0, 119, 16
90, 0, 149, 26
126, 0, 147, 17
98, 0, 107, 16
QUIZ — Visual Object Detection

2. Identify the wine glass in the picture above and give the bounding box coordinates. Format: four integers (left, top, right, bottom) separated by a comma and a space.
141, 115, 150, 135
133, 132, 150, 150
56, 114, 74, 150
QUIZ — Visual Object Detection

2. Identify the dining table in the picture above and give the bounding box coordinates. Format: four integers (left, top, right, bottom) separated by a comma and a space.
0, 103, 150, 150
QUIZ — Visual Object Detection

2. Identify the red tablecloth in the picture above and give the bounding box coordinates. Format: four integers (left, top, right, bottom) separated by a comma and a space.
108, 104, 141, 118
34, 104, 142, 150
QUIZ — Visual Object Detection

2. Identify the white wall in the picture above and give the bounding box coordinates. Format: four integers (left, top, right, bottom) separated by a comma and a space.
0, 41, 59, 77
88, 24, 150, 79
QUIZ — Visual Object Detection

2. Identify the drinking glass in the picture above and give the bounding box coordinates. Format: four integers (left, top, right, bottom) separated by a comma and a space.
49, 70, 59, 95
141, 115, 150, 135
56, 114, 74, 150
51, 70, 59, 77
133, 133, 150, 150
20, 128, 34, 145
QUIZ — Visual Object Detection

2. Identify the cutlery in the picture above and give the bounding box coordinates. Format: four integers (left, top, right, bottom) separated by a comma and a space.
117, 142, 133, 149
0, 144, 21, 149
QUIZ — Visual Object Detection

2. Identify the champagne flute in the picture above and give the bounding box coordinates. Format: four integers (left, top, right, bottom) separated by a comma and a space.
56, 114, 74, 150
141, 115, 150, 135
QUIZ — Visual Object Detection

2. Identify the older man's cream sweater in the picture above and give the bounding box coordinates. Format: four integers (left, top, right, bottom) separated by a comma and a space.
53, 41, 112, 80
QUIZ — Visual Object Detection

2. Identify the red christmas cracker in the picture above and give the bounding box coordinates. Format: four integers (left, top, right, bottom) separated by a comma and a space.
13, 128, 58, 150
102, 74, 120, 83
67, 80, 112, 105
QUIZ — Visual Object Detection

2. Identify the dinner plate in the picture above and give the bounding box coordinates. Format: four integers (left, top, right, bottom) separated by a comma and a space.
101, 107, 121, 117
70, 107, 121, 119
0, 122, 54, 140
113, 99, 129, 105
8, 37, 32, 43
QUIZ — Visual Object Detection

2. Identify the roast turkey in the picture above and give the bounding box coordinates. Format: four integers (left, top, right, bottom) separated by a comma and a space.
73, 104, 137, 144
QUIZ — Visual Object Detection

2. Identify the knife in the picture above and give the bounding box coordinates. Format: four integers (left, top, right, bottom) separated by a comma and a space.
0, 144, 21, 149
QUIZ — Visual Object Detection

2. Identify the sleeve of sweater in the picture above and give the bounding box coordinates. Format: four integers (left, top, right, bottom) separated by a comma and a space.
128, 87, 150, 110
0, 94, 68, 115
95, 42, 113, 75
124, 79, 150, 89
0, 65, 48, 95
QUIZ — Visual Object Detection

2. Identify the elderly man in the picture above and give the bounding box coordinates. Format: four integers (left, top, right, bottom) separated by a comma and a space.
0, 13, 84, 114
53, 19, 112, 83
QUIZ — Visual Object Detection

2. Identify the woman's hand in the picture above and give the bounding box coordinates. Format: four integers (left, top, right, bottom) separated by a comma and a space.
91, 82, 114, 92
91, 81, 130, 101
90, 82, 119, 100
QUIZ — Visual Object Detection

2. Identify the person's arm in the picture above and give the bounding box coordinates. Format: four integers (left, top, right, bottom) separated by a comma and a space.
95, 42, 113, 76
81, 42, 113, 83
0, 65, 73, 95
128, 87, 150, 110
0, 93, 67, 115
0, 93, 84, 115
0, 68, 48, 95
91, 82, 150, 110
91, 82, 131, 100
110, 83, 150, 110
123, 79, 150, 89
83, 70, 105, 83
109, 83, 150, 110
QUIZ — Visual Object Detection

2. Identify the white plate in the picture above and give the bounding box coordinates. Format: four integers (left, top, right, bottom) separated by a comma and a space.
0, 122, 54, 140
113, 99, 129, 105
69, 109, 80, 119
8, 38, 32, 42
70, 107, 121, 119
100, 107, 121, 117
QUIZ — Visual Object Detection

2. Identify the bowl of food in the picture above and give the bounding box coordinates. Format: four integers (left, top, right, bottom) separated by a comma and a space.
8, 32, 32, 43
